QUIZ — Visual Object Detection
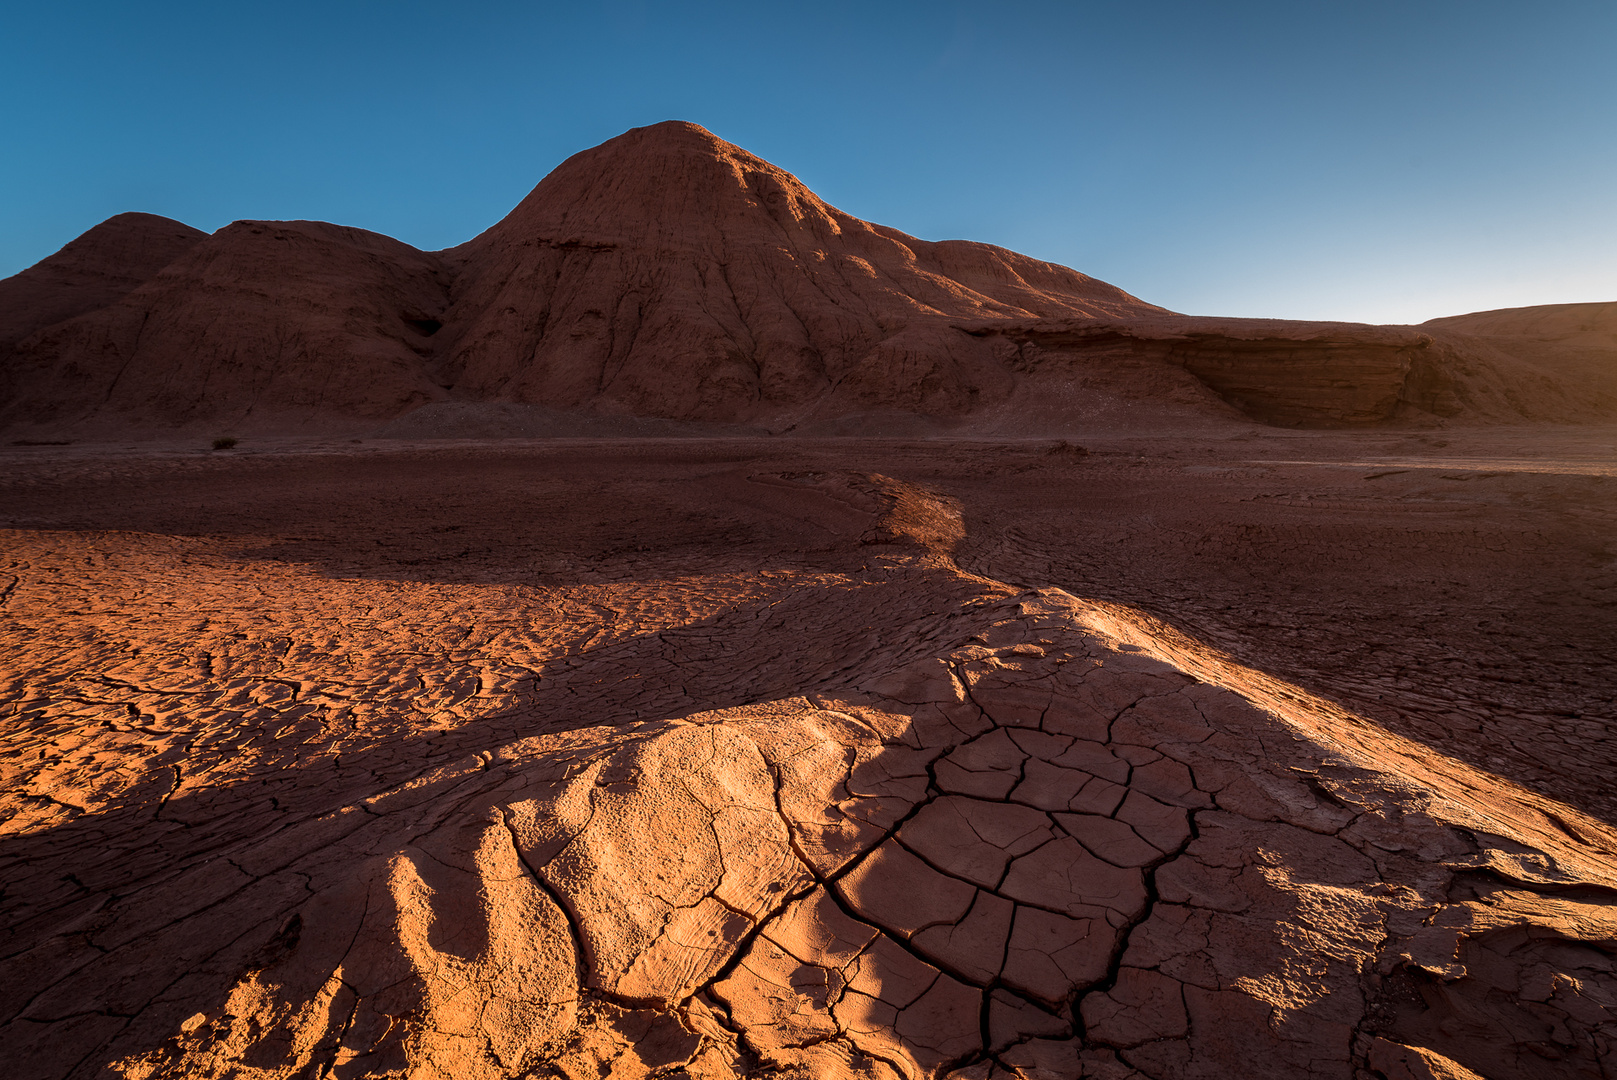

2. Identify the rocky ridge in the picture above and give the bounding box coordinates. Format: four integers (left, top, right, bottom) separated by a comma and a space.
2, 123, 1611, 436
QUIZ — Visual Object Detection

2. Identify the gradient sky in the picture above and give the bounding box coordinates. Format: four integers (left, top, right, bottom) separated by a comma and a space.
3, 0, 1613, 323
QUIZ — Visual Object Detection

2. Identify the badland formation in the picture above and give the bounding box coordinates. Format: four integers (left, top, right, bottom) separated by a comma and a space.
2, 122, 1615, 1080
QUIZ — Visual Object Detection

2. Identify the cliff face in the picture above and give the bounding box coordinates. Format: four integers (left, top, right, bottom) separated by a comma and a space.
1421, 303, 1617, 420
1, 123, 1611, 436
961, 317, 1531, 428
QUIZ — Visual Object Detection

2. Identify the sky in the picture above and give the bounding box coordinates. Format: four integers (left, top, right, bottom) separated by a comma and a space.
2, 0, 1613, 324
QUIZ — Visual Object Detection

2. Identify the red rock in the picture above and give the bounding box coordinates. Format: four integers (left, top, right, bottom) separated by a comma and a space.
435, 123, 1160, 425
5, 124, 1613, 437
1423, 301, 1617, 419
2, 219, 451, 435
0, 212, 205, 357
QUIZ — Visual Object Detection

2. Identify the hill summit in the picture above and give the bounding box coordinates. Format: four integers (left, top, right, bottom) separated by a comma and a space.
433, 122, 1163, 423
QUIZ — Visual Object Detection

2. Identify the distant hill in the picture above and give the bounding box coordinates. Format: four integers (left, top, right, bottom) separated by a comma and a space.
0, 212, 206, 356
2, 123, 1611, 437
1420, 302, 1617, 417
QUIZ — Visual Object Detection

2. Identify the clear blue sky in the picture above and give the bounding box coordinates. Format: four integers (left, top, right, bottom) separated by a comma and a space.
3, 0, 1613, 323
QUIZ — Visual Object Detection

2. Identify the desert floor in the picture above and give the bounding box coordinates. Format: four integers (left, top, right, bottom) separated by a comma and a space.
3, 426, 1615, 1079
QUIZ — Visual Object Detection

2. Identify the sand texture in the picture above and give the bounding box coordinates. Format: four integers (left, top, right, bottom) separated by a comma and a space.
3, 123, 1613, 439
2, 431, 1614, 1079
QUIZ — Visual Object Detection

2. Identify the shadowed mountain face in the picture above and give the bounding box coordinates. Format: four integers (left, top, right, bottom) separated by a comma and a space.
1, 220, 452, 432
1420, 302, 1617, 416
0, 122, 1612, 436
0, 213, 207, 356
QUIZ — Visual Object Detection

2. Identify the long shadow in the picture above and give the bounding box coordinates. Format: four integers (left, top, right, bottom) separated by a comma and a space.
947, 479, 1617, 828
0, 529, 1002, 1077
8, 443, 1614, 1077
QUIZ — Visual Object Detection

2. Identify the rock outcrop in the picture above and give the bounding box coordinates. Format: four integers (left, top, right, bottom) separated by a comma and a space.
961, 312, 1617, 427
3, 123, 1610, 436
429, 123, 1161, 425
1, 220, 452, 433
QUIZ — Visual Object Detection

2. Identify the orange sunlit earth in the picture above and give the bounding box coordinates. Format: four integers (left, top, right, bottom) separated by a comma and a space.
1, 124, 1615, 1080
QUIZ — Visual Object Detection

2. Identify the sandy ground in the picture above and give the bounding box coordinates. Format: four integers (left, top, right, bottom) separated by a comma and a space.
2, 427, 1615, 1079
7, 426, 1612, 819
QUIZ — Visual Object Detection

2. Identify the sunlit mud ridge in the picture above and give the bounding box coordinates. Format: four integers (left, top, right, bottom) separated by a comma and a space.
3, 471, 1615, 1080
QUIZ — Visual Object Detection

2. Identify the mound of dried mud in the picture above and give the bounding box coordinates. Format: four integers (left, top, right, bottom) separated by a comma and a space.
3, 462, 1613, 1080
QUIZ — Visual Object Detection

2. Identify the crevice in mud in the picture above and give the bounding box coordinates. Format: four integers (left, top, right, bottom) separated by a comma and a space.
1074, 805, 1203, 1047
12, 463, 1617, 1080
708, 752, 1002, 1071
498, 811, 592, 996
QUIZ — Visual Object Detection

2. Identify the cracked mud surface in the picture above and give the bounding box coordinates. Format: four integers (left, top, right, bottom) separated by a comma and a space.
2, 430, 1615, 1079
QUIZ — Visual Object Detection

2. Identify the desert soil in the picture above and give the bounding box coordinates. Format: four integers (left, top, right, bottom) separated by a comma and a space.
2, 427, 1615, 1080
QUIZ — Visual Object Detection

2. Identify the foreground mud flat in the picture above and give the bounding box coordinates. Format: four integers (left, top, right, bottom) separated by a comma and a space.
2, 431, 1614, 1079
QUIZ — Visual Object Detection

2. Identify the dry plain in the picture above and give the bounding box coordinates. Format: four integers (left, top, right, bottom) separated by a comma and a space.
2, 425, 1614, 1080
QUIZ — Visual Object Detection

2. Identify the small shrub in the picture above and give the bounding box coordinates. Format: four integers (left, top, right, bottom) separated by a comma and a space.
212, 437, 238, 450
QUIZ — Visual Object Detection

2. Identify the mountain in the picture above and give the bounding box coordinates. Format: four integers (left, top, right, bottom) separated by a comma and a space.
0, 212, 206, 357
1, 123, 1612, 437
0, 220, 451, 434
431, 122, 1164, 424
